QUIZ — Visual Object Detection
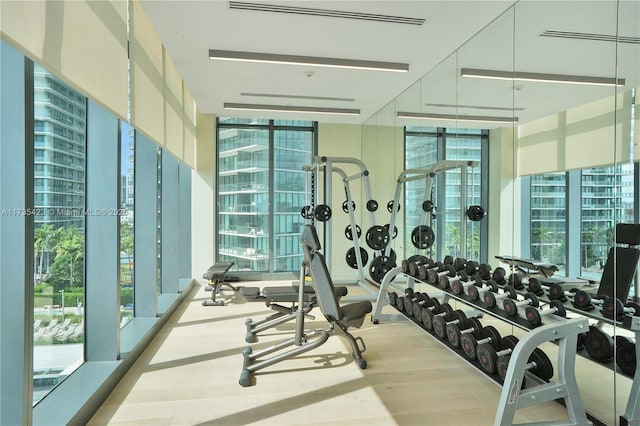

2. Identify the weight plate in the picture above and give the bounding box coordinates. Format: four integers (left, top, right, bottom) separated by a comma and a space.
366, 199, 378, 212
301, 205, 314, 219
616, 340, 637, 376
369, 255, 396, 284
365, 225, 390, 250
466, 205, 485, 221
345, 247, 369, 269
386, 200, 400, 213
314, 204, 332, 222
344, 224, 362, 241
411, 225, 435, 249
384, 224, 398, 240
422, 200, 435, 212
342, 200, 356, 214
477, 343, 498, 374
585, 326, 614, 362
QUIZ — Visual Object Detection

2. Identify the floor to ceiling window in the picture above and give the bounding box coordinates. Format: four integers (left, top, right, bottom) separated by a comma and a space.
119, 121, 134, 325
404, 126, 487, 262
217, 118, 316, 273
32, 63, 86, 403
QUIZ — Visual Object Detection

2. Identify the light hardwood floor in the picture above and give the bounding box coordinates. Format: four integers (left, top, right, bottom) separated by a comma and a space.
88, 280, 576, 425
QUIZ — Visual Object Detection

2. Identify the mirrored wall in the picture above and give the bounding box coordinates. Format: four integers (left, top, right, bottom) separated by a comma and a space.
363, 1, 640, 423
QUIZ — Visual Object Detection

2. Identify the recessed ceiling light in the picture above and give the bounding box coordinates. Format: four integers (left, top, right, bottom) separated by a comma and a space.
209, 50, 409, 72
241, 93, 355, 102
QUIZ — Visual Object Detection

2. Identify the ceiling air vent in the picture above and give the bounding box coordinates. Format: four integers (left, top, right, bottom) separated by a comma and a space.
541, 30, 640, 45
229, 1, 425, 25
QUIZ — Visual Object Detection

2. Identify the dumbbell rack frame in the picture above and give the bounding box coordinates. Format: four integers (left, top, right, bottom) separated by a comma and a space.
512, 282, 640, 425
376, 267, 595, 425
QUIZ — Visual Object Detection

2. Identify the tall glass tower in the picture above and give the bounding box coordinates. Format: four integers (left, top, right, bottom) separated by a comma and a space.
33, 64, 86, 229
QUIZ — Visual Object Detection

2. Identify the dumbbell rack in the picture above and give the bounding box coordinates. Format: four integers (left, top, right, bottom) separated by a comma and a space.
375, 267, 595, 425
512, 282, 640, 425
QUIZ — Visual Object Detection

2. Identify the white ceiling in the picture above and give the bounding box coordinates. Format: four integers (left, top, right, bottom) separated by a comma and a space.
141, 0, 640, 127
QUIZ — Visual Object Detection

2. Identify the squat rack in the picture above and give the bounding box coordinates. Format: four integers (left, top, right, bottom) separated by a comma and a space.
303, 156, 379, 300
386, 159, 478, 261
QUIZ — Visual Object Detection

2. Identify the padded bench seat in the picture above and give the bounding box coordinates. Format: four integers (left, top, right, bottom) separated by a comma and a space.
239, 285, 347, 303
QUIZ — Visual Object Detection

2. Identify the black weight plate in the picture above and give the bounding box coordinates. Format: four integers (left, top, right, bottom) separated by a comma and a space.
530, 348, 554, 381
422, 200, 434, 212
466, 205, 485, 221
585, 326, 614, 361
386, 200, 400, 213
366, 199, 378, 212
460, 333, 478, 359
384, 224, 398, 239
508, 273, 523, 290
369, 255, 396, 284
301, 205, 314, 219
411, 225, 435, 249
388, 292, 398, 307
446, 323, 464, 348
314, 204, 332, 222
365, 225, 390, 250
344, 224, 362, 241
616, 341, 637, 376
342, 200, 356, 213
477, 343, 498, 374
482, 325, 502, 351
432, 316, 448, 339
345, 247, 369, 269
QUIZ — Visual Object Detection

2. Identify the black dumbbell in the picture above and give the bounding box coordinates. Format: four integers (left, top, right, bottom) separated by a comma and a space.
427, 264, 457, 286
467, 277, 499, 301
477, 263, 492, 280
418, 261, 445, 282
496, 346, 554, 383
432, 309, 483, 340
502, 292, 539, 317
414, 296, 440, 323
446, 317, 484, 349
461, 325, 502, 360
477, 335, 521, 374
446, 271, 478, 295
572, 290, 608, 309
547, 284, 579, 302
585, 326, 614, 362
410, 258, 434, 278
388, 291, 398, 307
401, 255, 430, 276
465, 260, 480, 276
399, 288, 422, 316
525, 300, 567, 326
483, 285, 517, 308
601, 298, 640, 320
492, 266, 507, 286
507, 272, 525, 290
616, 336, 637, 376
527, 277, 553, 297
422, 303, 455, 330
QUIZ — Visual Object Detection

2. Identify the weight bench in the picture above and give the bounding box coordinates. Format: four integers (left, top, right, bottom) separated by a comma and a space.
240, 284, 348, 343
239, 224, 372, 387
495, 255, 559, 278
201, 262, 236, 306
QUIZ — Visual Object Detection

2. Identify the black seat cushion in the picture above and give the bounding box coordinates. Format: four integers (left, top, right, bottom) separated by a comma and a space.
339, 301, 372, 323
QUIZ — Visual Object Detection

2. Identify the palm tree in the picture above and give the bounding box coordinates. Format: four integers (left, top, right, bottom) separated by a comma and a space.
33, 224, 58, 283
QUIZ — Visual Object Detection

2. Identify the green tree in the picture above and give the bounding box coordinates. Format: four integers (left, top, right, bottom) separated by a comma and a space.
34, 224, 59, 283
48, 225, 84, 291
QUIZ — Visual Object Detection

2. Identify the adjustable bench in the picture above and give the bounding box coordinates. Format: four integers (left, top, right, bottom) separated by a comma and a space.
202, 262, 236, 306
240, 284, 348, 343
239, 224, 372, 387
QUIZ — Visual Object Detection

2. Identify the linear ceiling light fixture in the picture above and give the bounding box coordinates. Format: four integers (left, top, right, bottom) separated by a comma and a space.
209, 49, 409, 72
541, 30, 640, 45
229, 1, 425, 25
397, 112, 518, 124
225, 103, 360, 116
461, 68, 625, 87
241, 92, 355, 102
